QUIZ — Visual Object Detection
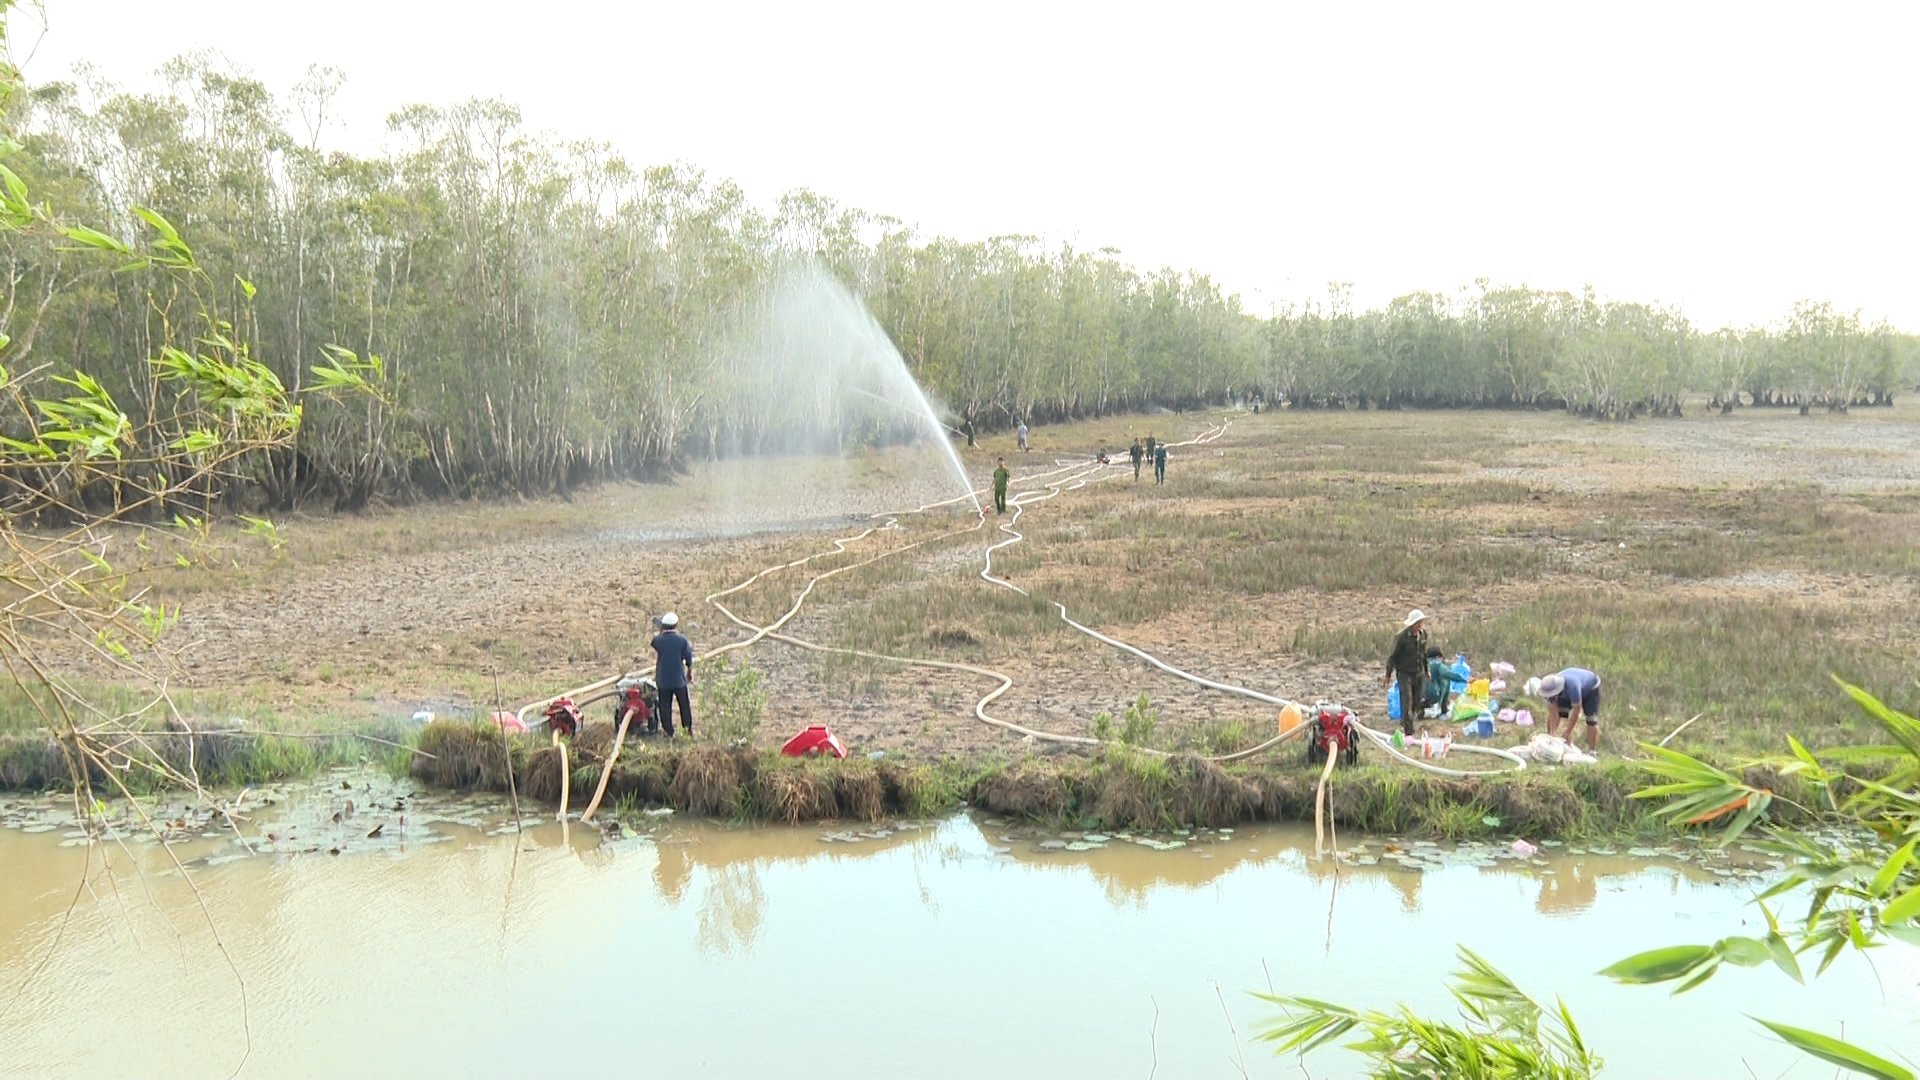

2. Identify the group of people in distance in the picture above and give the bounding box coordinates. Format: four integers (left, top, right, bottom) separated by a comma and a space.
1385, 609, 1602, 753
990, 424, 1170, 515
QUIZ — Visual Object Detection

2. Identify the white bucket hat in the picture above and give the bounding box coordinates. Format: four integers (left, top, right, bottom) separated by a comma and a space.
1403, 609, 1427, 628
657, 612, 679, 629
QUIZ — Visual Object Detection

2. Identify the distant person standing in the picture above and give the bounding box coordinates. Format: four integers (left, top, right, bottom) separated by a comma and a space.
650, 612, 695, 737
1129, 438, 1144, 481
1153, 441, 1168, 484
1381, 609, 1429, 737
1144, 433, 1157, 465
1016, 420, 1029, 453
993, 457, 1010, 514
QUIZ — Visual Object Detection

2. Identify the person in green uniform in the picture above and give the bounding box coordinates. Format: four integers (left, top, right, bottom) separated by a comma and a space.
992, 457, 1010, 514
1153, 442, 1167, 484
1144, 433, 1157, 465
1380, 609, 1429, 736
1129, 439, 1144, 481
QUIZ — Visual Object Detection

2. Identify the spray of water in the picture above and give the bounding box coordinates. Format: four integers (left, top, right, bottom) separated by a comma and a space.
713, 259, 980, 518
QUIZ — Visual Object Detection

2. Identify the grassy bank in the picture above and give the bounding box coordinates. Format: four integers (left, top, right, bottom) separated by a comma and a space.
0, 715, 413, 796
0, 712, 1842, 843
395, 719, 1821, 841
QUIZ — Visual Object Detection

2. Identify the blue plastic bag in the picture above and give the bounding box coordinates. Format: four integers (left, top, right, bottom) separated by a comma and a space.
1386, 682, 1403, 721
1448, 654, 1471, 691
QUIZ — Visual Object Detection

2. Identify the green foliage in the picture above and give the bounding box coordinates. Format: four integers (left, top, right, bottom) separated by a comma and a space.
5, 52, 1910, 517
1752, 1021, 1913, 1080
1255, 947, 1601, 1079
696, 658, 767, 744
1598, 679, 1919, 1073
1119, 693, 1158, 746
1261, 681, 1916, 1078
1089, 711, 1113, 742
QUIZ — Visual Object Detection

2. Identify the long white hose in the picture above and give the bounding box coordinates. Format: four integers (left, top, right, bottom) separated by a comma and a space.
516, 415, 1524, 779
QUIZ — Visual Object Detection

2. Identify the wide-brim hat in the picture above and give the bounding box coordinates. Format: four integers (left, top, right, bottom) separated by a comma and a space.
1536, 673, 1565, 698
656, 612, 679, 628
1403, 609, 1427, 628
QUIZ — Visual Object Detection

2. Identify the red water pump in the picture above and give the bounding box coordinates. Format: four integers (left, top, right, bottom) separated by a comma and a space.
544, 696, 584, 738
609, 678, 657, 734
1304, 703, 1361, 767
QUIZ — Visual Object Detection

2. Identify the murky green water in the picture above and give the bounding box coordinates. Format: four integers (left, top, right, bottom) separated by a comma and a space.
1, 772, 1915, 1079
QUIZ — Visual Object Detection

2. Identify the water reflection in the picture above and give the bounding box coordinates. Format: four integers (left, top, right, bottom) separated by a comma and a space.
0, 808, 1911, 1080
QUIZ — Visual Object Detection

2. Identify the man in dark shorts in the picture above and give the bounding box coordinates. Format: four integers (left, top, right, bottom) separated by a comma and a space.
650, 612, 695, 737
1530, 668, 1601, 753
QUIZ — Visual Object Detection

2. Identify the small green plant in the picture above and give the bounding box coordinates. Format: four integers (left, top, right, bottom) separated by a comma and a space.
1200, 718, 1251, 755
1257, 947, 1602, 1078
239, 514, 287, 557
1090, 711, 1114, 742
697, 658, 767, 744
1119, 693, 1158, 746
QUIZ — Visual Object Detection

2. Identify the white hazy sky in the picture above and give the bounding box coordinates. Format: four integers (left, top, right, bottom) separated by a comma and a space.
14, 0, 1919, 330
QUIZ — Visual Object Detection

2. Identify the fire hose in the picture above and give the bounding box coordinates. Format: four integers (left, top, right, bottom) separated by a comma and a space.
521, 417, 1525, 824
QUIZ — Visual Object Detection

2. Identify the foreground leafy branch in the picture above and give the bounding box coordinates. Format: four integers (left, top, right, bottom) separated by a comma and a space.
1255, 947, 1600, 1079
1260, 681, 1919, 1079
1, 0, 375, 810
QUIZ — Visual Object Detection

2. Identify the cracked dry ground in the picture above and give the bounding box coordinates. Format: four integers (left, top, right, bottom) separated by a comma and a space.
69, 404, 1920, 758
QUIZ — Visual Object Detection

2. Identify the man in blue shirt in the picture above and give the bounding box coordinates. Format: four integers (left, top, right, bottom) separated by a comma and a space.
650, 612, 695, 737
1530, 668, 1602, 753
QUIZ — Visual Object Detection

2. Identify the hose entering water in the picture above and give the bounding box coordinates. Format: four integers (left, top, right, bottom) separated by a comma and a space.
523, 417, 1525, 792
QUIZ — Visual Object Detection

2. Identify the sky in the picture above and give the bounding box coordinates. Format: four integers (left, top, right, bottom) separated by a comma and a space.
12, 0, 1918, 331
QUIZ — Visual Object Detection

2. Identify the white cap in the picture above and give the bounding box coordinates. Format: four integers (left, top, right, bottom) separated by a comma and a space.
657, 612, 679, 628
1403, 609, 1427, 627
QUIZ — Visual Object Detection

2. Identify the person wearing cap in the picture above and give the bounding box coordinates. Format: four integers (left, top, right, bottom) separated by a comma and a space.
1381, 609, 1429, 736
1526, 668, 1602, 753
649, 612, 695, 737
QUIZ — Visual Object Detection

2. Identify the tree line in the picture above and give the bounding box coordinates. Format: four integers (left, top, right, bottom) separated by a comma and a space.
3, 60, 1915, 510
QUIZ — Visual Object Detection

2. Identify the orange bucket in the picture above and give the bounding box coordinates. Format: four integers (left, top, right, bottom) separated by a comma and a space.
1277, 703, 1304, 735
